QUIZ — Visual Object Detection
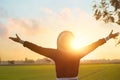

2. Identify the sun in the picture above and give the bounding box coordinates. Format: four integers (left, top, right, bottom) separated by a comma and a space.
72, 39, 81, 49
71, 36, 88, 50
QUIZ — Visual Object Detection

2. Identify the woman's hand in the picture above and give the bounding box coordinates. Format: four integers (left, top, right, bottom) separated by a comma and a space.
105, 30, 119, 42
108, 30, 119, 39
9, 34, 24, 44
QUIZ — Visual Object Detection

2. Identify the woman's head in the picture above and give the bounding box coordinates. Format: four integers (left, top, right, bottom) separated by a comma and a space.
57, 31, 75, 53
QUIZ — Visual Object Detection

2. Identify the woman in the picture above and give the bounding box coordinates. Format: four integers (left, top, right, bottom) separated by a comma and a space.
9, 30, 119, 80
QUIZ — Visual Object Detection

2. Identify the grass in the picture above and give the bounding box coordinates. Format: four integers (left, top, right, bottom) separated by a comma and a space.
79, 64, 120, 80
0, 64, 120, 80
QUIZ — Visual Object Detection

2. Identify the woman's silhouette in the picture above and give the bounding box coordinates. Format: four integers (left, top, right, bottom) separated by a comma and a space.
9, 30, 119, 80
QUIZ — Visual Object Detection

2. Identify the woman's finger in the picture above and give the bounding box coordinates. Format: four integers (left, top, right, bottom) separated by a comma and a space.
110, 30, 113, 35
16, 34, 20, 39
9, 37, 15, 40
9, 37, 12, 39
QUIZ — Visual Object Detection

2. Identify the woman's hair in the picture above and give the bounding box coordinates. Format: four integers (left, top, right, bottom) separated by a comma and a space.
57, 31, 75, 52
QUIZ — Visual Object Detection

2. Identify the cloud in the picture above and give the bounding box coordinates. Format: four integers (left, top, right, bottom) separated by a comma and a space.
42, 8, 91, 27
0, 7, 9, 37
59, 8, 73, 20
40, 7, 120, 43
7, 18, 49, 36
0, 18, 51, 39
0, 22, 8, 37
1, 7, 120, 39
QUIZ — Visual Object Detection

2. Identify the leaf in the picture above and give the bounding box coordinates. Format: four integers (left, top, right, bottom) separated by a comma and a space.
103, 11, 108, 18
108, 16, 114, 22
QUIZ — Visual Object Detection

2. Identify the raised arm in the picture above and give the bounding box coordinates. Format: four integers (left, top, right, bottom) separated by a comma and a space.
79, 30, 119, 58
9, 34, 57, 59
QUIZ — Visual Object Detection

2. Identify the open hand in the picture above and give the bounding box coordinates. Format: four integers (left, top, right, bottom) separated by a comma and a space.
9, 34, 21, 43
108, 30, 119, 39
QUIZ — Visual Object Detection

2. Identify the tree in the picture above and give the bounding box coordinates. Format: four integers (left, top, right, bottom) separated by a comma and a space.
24, 57, 34, 64
92, 0, 120, 45
43, 58, 52, 63
8, 60, 15, 65
0, 57, 1, 64
93, 0, 120, 24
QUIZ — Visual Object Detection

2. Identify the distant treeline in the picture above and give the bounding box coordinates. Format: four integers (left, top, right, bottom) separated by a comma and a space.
0, 58, 120, 65
81, 59, 120, 64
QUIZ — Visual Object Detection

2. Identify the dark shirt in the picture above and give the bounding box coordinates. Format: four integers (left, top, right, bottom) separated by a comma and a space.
23, 38, 106, 78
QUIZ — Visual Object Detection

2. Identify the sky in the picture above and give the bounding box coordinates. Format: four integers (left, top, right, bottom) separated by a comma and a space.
0, 0, 120, 61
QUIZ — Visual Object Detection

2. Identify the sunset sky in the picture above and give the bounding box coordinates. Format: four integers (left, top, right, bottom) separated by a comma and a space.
0, 0, 120, 61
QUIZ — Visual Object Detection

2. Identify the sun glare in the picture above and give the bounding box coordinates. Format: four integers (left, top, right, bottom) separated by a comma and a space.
72, 39, 81, 49
71, 36, 88, 50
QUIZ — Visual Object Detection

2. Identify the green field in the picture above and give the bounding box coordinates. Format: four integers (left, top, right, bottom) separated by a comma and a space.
0, 64, 120, 80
